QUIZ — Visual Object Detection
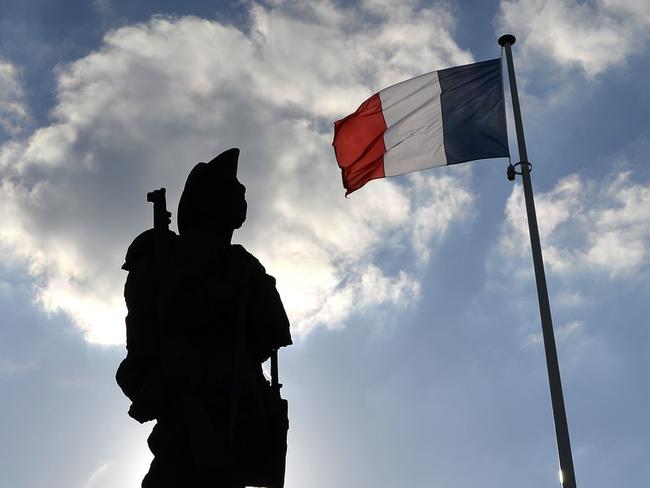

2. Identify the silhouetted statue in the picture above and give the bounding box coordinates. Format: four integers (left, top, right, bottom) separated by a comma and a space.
116, 148, 292, 488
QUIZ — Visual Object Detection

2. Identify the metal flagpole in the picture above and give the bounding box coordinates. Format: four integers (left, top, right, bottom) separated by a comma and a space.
498, 34, 577, 488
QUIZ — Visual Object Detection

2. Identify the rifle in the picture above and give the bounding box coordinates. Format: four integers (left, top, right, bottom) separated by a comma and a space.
146, 189, 171, 264
146, 188, 171, 350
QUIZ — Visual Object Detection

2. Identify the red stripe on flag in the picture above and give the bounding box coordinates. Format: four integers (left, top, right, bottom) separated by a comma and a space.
332, 93, 386, 195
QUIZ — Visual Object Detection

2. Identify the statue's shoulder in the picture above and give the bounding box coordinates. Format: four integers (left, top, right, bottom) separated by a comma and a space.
122, 228, 179, 271
230, 244, 269, 278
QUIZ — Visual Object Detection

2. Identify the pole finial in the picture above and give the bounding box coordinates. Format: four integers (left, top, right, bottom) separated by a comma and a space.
498, 34, 516, 47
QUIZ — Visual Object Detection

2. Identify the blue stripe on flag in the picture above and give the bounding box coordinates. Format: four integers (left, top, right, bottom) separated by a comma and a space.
438, 58, 509, 165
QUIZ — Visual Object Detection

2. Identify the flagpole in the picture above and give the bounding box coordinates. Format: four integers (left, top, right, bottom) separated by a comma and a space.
498, 34, 577, 488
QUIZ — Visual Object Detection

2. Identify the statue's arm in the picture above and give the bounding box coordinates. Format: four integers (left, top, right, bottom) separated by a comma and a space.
247, 271, 293, 363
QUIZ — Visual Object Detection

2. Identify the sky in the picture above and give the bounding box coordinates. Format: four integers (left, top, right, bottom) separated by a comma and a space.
0, 0, 649, 487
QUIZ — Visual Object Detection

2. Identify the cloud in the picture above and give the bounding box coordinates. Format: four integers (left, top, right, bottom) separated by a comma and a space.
555, 289, 585, 307
408, 168, 474, 263
498, 0, 650, 77
0, 60, 29, 138
0, 2, 474, 344
524, 319, 585, 347
501, 171, 650, 277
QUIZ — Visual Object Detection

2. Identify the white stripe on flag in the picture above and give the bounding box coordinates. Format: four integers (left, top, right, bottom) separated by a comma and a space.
379, 70, 447, 177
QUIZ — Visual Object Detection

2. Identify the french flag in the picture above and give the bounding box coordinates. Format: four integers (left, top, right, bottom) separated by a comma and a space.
332, 58, 510, 195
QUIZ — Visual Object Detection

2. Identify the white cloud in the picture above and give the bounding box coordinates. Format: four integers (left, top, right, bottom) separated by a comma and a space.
498, 0, 650, 77
300, 264, 422, 331
0, 3, 474, 344
0, 60, 29, 137
408, 168, 474, 263
556, 289, 586, 307
501, 171, 650, 277
525, 319, 585, 347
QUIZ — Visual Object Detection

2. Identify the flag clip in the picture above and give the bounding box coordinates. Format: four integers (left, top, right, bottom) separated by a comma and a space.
507, 161, 532, 181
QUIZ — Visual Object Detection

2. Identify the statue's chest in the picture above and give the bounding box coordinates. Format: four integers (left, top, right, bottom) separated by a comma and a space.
167, 262, 246, 340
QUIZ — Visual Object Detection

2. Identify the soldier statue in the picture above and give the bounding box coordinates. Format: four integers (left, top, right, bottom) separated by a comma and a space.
116, 148, 292, 488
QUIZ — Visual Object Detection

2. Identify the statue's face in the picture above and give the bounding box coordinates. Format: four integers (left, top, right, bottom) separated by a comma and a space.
212, 179, 247, 231
230, 181, 247, 229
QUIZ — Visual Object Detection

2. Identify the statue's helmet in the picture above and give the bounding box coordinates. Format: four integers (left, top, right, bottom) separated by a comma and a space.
177, 148, 247, 235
